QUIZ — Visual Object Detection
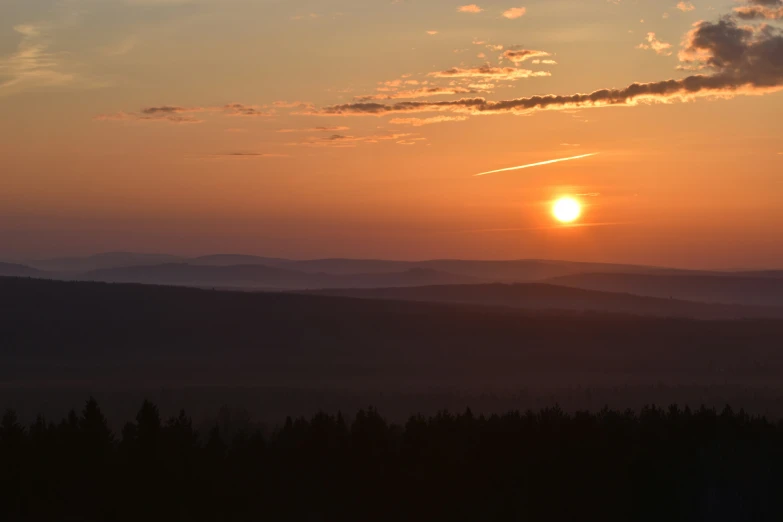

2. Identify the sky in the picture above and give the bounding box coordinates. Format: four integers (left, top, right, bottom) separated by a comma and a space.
1, 0, 781, 269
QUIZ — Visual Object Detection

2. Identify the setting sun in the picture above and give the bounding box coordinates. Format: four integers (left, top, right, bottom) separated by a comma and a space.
553, 197, 582, 224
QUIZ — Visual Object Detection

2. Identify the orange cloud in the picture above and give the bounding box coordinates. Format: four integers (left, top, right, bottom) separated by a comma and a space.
458, 4, 483, 13
277, 126, 350, 133
676, 2, 695, 12
389, 115, 470, 126
636, 32, 673, 56
502, 7, 527, 19
502, 49, 551, 63
734, 0, 783, 19
428, 65, 550, 80
353, 86, 489, 101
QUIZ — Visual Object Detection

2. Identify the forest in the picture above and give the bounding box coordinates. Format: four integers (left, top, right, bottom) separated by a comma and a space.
2, 398, 782, 521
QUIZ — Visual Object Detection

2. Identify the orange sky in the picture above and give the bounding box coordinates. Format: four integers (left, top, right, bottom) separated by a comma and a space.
1, 0, 781, 268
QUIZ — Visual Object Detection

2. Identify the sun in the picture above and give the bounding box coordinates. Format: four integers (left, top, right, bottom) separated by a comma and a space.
552, 197, 582, 223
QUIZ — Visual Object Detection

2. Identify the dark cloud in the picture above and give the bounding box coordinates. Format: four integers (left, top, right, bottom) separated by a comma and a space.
312, 18, 783, 117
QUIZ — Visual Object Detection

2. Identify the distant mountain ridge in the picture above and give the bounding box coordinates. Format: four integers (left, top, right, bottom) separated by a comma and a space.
5, 252, 783, 295
26, 252, 184, 272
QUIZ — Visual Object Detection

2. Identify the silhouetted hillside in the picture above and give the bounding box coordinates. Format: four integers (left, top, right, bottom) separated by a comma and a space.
547, 273, 783, 307
3, 277, 783, 391
305, 283, 783, 320
81, 263, 480, 289
0, 262, 40, 278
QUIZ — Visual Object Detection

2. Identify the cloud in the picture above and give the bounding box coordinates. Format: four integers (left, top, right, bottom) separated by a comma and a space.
353, 86, 489, 101
290, 132, 420, 147
389, 115, 470, 126
223, 103, 273, 117
96, 106, 207, 124
210, 152, 290, 159
676, 2, 696, 12
0, 23, 104, 96
311, 17, 783, 117
734, 0, 783, 20
458, 5, 484, 13
96, 104, 273, 123
427, 30, 439, 35
502, 7, 527, 19
428, 65, 551, 80
636, 32, 673, 55
277, 126, 350, 133
273, 100, 315, 109
502, 49, 552, 63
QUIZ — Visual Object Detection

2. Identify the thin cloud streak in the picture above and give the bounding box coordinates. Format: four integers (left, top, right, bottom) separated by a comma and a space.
474, 153, 599, 177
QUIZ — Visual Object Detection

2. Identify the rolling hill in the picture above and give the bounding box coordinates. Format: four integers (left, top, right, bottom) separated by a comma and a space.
547, 273, 783, 307
2, 276, 783, 392
305, 283, 783, 320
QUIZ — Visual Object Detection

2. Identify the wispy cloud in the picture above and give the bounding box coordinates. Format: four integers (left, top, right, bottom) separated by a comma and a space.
290, 132, 421, 147
353, 86, 489, 101
0, 23, 103, 96
474, 153, 599, 177
429, 65, 550, 80
209, 152, 291, 159
389, 116, 469, 126
277, 126, 350, 133
96, 104, 273, 124
223, 103, 273, 117
502, 49, 552, 63
458, 5, 484, 13
273, 100, 315, 109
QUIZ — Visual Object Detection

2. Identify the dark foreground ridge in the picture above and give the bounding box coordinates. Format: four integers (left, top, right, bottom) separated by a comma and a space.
2, 398, 782, 521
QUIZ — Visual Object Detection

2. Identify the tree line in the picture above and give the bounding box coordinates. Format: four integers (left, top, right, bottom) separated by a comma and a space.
2, 398, 782, 521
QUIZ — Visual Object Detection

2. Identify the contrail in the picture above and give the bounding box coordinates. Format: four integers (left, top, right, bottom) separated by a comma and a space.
474, 152, 599, 177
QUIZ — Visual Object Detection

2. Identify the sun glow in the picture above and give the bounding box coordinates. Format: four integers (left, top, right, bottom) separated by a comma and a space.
552, 197, 582, 223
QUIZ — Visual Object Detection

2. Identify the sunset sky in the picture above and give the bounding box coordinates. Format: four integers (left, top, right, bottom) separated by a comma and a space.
1, 0, 781, 268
